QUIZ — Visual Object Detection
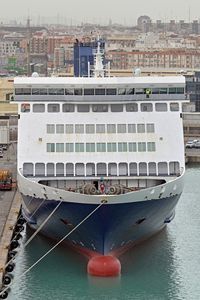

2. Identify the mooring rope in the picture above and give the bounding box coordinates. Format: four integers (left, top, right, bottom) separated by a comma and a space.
0, 201, 104, 296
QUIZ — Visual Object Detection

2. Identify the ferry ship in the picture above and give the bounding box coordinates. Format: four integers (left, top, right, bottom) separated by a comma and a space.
14, 44, 186, 276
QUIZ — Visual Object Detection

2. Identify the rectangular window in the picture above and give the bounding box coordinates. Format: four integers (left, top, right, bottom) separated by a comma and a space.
118, 88, 126, 95
169, 87, 176, 94
77, 104, 90, 112
170, 103, 179, 111
22, 88, 31, 95
92, 104, 108, 112
21, 103, 30, 113
75, 124, 84, 134
56, 143, 64, 152
147, 142, 156, 152
74, 89, 82, 95
47, 124, 55, 134
62, 104, 74, 112
137, 124, 145, 133
159, 88, 167, 94
128, 124, 136, 133
86, 124, 95, 134
107, 124, 116, 133
126, 103, 138, 112
86, 143, 95, 152
65, 124, 73, 134
97, 143, 106, 152
138, 142, 146, 152
155, 103, 167, 112
96, 124, 105, 133
84, 89, 94, 95
128, 142, 137, 152
39, 89, 48, 95
177, 87, 184, 94
152, 88, 160, 94
95, 88, 105, 95
117, 124, 126, 133
118, 142, 127, 152
48, 104, 60, 112
135, 88, 144, 94
146, 124, 155, 133
66, 143, 74, 152
141, 103, 153, 112
107, 143, 117, 152
65, 88, 74, 95
56, 124, 64, 134
126, 88, 134, 95
47, 143, 55, 152
111, 104, 123, 112
49, 88, 64, 95
32, 88, 40, 95
106, 88, 116, 95
75, 143, 84, 152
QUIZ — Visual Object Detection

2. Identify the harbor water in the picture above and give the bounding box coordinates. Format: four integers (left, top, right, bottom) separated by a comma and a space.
7, 166, 200, 300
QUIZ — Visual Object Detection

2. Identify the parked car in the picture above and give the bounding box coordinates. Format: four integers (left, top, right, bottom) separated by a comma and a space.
185, 141, 195, 148
194, 142, 200, 148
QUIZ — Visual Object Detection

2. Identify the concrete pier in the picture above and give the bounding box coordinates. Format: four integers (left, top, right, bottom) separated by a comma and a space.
0, 190, 21, 288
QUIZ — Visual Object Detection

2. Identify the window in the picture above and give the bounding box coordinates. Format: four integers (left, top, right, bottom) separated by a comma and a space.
111, 104, 123, 112
97, 163, 107, 175
139, 162, 147, 175
155, 103, 167, 112
158, 162, 168, 175
39, 89, 48, 95
97, 143, 106, 152
47, 124, 55, 134
62, 104, 74, 112
56, 124, 64, 134
21, 103, 30, 113
96, 124, 105, 133
77, 104, 90, 112
95, 88, 105, 95
74, 88, 82, 95
147, 142, 156, 152
84, 89, 94, 95
21, 88, 31, 95
117, 124, 126, 133
65, 88, 74, 95
128, 142, 137, 152
169, 87, 176, 94
152, 88, 160, 94
141, 103, 153, 112
86, 124, 95, 134
66, 143, 74, 152
108, 163, 117, 175
47, 163, 54, 176
170, 103, 179, 111
128, 124, 136, 133
92, 104, 108, 112
135, 88, 144, 94
106, 88, 116, 95
119, 163, 128, 176
47, 143, 55, 152
48, 104, 60, 112
49, 88, 64, 95
148, 162, 157, 175
33, 104, 45, 113
159, 88, 167, 94
75, 143, 84, 152
118, 142, 127, 152
107, 143, 117, 152
177, 87, 184, 94
86, 163, 95, 176
107, 124, 116, 133
75, 163, 84, 176
146, 124, 155, 133
138, 142, 146, 152
56, 143, 64, 152
75, 124, 84, 134
126, 103, 138, 112
66, 163, 74, 176
86, 143, 95, 152
65, 124, 73, 134
35, 163, 45, 176
126, 88, 134, 95
137, 124, 145, 133
118, 88, 126, 95
56, 163, 64, 176
129, 163, 137, 175
23, 163, 33, 176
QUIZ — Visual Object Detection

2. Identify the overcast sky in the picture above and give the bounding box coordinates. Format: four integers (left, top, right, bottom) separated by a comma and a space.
1, 0, 200, 25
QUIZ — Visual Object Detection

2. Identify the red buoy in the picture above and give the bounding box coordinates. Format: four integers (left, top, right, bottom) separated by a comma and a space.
87, 255, 121, 277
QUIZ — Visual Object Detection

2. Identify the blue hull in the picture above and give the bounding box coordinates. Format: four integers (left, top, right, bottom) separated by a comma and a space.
22, 193, 180, 255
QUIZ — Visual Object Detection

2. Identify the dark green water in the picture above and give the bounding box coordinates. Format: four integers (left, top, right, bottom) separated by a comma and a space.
7, 167, 200, 300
